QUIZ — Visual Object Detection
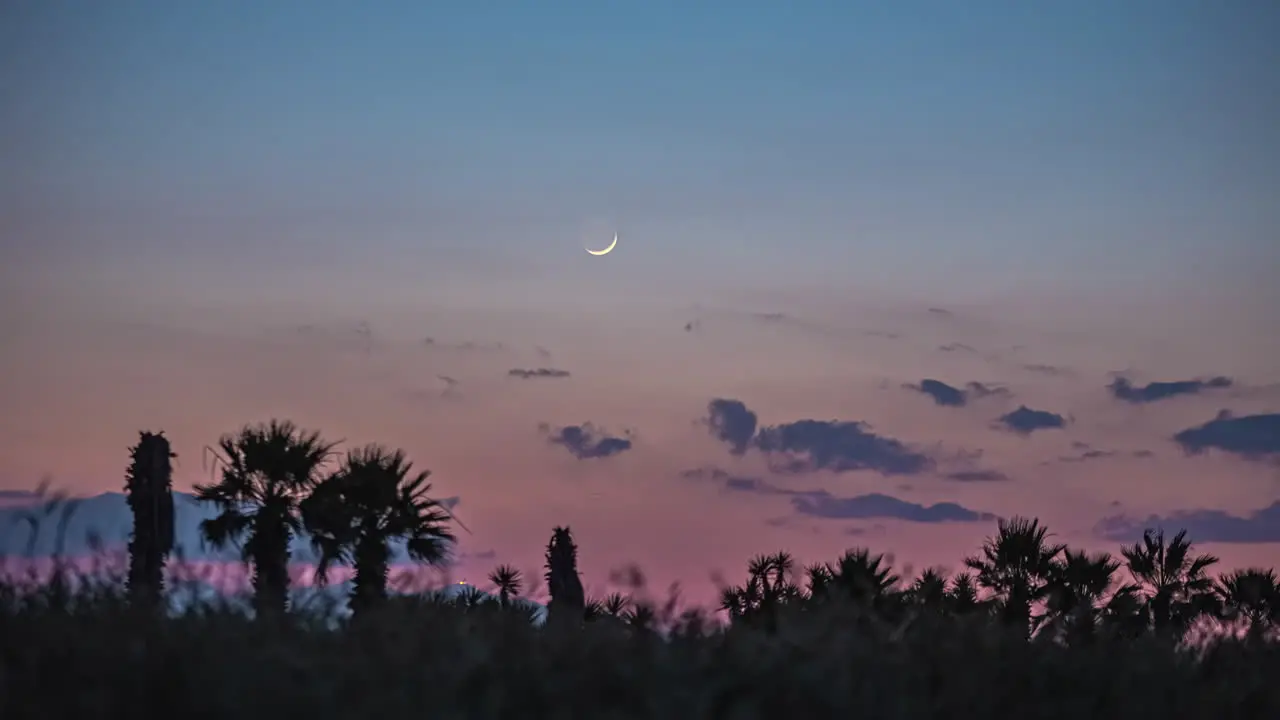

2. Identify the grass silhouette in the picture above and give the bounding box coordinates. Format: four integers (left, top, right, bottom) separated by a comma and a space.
3, 482, 1279, 718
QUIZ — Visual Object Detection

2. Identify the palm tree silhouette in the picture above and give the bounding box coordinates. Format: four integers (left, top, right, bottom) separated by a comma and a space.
906, 567, 949, 609
720, 551, 801, 627
965, 516, 1064, 637
300, 444, 456, 619
487, 564, 523, 608
1217, 567, 1280, 640
821, 548, 901, 615
946, 571, 983, 615
1120, 528, 1219, 639
195, 420, 337, 620
1043, 549, 1129, 644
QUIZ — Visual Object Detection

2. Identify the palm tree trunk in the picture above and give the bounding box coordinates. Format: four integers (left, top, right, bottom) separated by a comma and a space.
350, 535, 390, 619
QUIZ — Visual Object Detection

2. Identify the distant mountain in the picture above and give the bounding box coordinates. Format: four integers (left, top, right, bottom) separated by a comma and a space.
0, 491, 443, 564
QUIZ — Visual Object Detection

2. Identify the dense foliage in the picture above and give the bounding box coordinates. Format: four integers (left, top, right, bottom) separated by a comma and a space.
2, 419, 1278, 718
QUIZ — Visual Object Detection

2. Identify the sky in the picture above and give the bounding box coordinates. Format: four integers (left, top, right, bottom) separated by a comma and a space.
2, 1, 1278, 606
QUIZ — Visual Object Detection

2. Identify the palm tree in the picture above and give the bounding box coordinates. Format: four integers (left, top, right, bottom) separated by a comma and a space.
601, 592, 631, 618
905, 567, 949, 610
301, 444, 456, 619
1120, 528, 1220, 639
1217, 568, 1280, 639
822, 548, 900, 613
720, 552, 801, 627
488, 564, 523, 608
946, 571, 983, 615
1043, 549, 1125, 644
965, 516, 1064, 637
196, 420, 337, 620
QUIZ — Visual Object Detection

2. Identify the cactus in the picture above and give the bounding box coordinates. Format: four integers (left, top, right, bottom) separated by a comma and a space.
544, 526, 585, 627
125, 431, 176, 609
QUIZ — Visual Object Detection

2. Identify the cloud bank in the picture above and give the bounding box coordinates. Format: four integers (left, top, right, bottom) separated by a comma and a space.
1096, 501, 1280, 544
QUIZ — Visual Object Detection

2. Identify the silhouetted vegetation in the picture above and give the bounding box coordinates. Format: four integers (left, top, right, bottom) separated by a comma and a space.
3, 419, 1279, 718
124, 430, 175, 610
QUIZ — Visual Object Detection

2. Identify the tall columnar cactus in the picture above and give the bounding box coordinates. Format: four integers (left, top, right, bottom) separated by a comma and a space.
125, 431, 176, 608
544, 526, 585, 627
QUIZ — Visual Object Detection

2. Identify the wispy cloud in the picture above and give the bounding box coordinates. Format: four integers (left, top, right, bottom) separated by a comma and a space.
1109, 375, 1233, 404
682, 467, 996, 523
944, 469, 1010, 482
508, 368, 571, 379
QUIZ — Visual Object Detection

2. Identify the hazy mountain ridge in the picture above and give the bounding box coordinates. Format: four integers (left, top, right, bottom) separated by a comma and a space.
0, 490, 439, 565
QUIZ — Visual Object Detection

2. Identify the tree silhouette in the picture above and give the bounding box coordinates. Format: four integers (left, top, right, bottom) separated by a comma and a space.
301, 444, 455, 619
487, 564, 523, 608
195, 420, 337, 620
544, 526, 585, 626
124, 431, 176, 610
1217, 568, 1280, 640
965, 516, 1064, 637
1120, 528, 1220, 639
1042, 549, 1128, 645
720, 551, 802, 629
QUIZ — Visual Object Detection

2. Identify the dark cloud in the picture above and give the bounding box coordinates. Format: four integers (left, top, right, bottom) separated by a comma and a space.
1095, 502, 1280, 544
754, 419, 933, 476
905, 379, 1010, 408
681, 468, 995, 523
1109, 375, 1233, 404
508, 368, 571, 379
703, 399, 932, 475
937, 343, 977, 353
945, 470, 1010, 482
535, 346, 552, 361
997, 406, 1067, 435
927, 307, 953, 317
1172, 411, 1280, 459
751, 312, 788, 323
865, 330, 901, 340
907, 379, 968, 407
544, 423, 633, 460
705, 399, 758, 456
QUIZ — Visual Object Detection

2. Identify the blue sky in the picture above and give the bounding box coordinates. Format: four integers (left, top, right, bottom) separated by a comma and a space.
5, 1, 1277, 310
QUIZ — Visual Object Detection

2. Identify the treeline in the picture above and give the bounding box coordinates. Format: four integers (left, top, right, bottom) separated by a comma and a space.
25, 419, 1280, 643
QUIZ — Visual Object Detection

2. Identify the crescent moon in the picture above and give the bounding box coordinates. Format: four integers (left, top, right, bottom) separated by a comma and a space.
586, 233, 618, 256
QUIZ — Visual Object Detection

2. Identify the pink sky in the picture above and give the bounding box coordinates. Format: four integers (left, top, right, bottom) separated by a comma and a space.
2, 285, 1277, 608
